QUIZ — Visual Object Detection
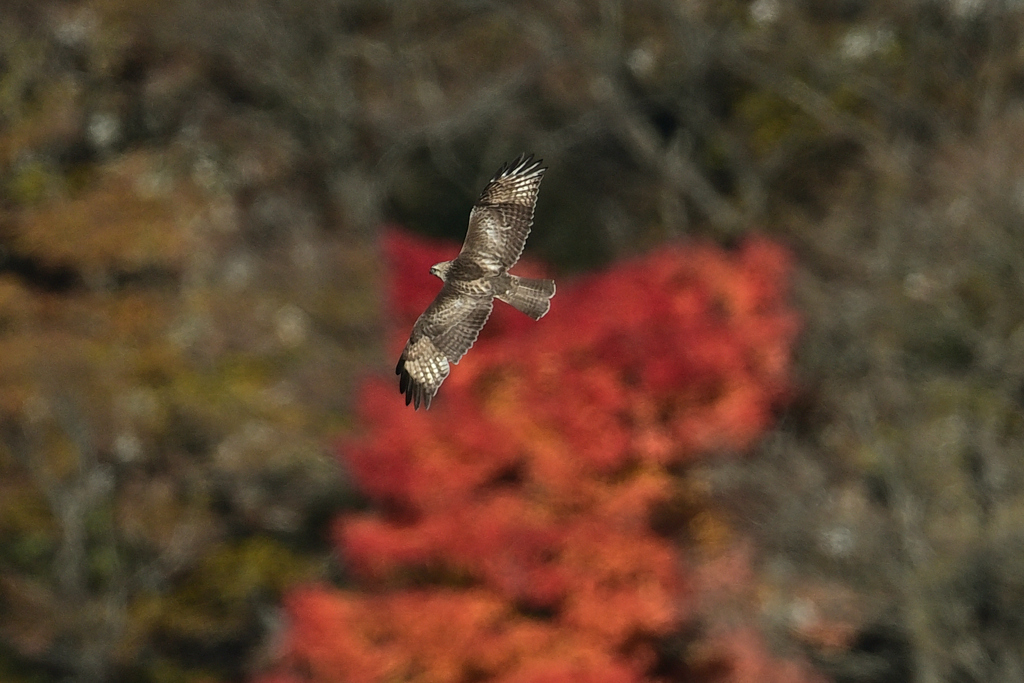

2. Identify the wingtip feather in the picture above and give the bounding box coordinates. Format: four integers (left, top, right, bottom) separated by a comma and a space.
537, 298, 551, 320
492, 153, 546, 181
397, 345, 444, 410
398, 365, 435, 411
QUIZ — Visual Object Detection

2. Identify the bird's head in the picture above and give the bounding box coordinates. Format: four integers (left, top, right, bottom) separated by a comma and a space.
429, 261, 453, 281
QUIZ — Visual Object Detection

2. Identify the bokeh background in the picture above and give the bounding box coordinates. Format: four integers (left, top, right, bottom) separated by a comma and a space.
3, 1, 1024, 682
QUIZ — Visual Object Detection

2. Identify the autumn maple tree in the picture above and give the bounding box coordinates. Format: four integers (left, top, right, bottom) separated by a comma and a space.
257, 228, 820, 683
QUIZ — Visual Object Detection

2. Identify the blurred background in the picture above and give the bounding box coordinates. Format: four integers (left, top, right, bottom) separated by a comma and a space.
2, 0, 1024, 682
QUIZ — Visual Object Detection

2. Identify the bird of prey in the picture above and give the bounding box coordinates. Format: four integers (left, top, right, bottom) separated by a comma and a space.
397, 154, 556, 409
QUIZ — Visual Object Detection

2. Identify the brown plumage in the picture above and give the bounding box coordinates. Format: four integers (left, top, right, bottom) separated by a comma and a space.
396, 154, 556, 409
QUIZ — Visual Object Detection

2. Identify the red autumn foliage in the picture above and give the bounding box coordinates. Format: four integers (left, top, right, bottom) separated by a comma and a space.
258, 228, 820, 683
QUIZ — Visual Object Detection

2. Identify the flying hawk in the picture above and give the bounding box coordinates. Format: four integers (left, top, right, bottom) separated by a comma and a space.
397, 154, 556, 409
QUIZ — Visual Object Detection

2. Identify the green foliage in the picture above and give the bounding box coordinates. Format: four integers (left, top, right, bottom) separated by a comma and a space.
132, 538, 320, 642
0, 6, 374, 683
4, 161, 63, 206
736, 92, 813, 159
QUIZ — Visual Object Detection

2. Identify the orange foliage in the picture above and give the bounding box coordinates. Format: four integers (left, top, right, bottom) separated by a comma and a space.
692, 628, 824, 683
260, 229, 811, 683
15, 152, 203, 271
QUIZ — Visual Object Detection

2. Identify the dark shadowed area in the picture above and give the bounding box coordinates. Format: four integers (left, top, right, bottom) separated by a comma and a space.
1, 1, 1024, 682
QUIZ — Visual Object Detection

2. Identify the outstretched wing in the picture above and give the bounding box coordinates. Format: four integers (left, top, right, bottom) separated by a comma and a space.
461, 154, 546, 274
396, 336, 448, 411
397, 287, 493, 410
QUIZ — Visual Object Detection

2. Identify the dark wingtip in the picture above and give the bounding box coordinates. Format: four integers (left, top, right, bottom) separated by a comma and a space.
398, 369, 430, 410
397, 354, 438, 411
492, 156, 514, 180
493, 153, 545, 181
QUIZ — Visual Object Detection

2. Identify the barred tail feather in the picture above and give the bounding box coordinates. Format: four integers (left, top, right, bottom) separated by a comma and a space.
498, 275, 556, 320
